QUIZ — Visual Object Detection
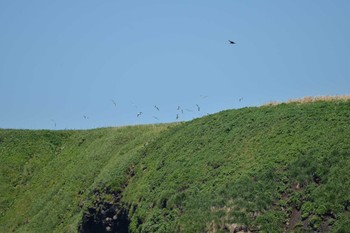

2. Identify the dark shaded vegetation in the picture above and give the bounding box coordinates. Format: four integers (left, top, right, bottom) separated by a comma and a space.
1, 99, 350, 232
79, 187, 130, 233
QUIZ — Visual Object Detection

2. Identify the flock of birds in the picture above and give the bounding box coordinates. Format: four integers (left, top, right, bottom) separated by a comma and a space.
51, 40, 238, 128
110, 99, 203, 121
133, 102, 200, 121
70, 96, 243, 127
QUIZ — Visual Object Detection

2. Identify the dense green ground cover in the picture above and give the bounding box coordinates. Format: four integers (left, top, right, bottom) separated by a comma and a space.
123, 100, 350, 232
1, 99, 350, 232
0, 125, 170, 232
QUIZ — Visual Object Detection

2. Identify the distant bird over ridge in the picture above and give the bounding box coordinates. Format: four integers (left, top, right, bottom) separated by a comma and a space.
177, 106, 184, 114
51, 119, 56, 128
154, 105, 159, 111
228, 40, 236, 44
111, 99, 117, 107
137, 112, 143, 117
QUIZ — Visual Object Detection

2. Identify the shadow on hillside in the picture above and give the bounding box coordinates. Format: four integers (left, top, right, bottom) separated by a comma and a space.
78, 188, 130, 233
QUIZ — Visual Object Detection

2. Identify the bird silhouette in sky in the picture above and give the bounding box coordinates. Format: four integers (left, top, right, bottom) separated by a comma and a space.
154, 105, 159, 111
177, 106, 184, 114
111, 99, 117, 107
51, 119, 56, 128
83, 115, 88, 120
228, 40, 236, 44
239, 97, 244, 102
196, 104, 201, 112
137, 112, 143, 117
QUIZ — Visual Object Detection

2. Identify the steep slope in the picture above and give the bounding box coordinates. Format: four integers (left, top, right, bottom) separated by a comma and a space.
0, 125, 171, 232
122, 100, 350, 232
1, 99, 350, 233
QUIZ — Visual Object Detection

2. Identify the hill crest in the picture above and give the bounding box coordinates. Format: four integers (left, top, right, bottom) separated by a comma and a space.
1, 98, 350, 232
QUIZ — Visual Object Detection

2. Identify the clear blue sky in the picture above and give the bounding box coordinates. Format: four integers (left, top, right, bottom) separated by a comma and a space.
1, 1, 349, 129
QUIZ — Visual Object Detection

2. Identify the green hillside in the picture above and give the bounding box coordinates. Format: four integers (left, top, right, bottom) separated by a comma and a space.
1, 98, 350, 232
0, 125, 172, 232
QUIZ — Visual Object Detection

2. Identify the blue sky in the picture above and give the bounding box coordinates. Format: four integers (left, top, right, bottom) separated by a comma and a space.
1, 1, 349, 129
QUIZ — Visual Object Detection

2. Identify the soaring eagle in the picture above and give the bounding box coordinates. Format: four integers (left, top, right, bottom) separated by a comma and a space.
228, 40, 236, 44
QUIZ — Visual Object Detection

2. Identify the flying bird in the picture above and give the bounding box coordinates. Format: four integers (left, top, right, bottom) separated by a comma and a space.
154, 105, 159, 111
111, 99, 117, 107
83, 115, 88, 120
51, 119, 56, 128
239, 97, 244, 102
228, 40, 236, 44
177, 106, 184, 114
137, 112, 143, 117
176, 114, 179, 120
196, 104, 200, 112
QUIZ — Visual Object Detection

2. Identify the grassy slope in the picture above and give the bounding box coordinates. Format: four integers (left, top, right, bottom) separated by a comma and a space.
0, 124, 171, 233
1, 99, 350, 232
123, 100, 350, 232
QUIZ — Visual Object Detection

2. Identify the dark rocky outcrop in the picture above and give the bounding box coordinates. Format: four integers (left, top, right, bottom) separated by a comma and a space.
79, 165, 136, 232
78, 188, 130, 233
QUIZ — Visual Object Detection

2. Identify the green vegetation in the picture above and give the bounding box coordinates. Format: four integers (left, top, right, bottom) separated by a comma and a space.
0, 125, 172, 232
123, 99, 350, 232
1, 98, 350, 232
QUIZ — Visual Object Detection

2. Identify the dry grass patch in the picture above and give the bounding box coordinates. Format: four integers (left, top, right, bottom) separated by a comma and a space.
263, 95, 350, 106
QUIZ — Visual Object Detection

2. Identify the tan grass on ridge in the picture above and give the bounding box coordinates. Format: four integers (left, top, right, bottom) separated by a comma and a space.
263, 95, 350, 106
